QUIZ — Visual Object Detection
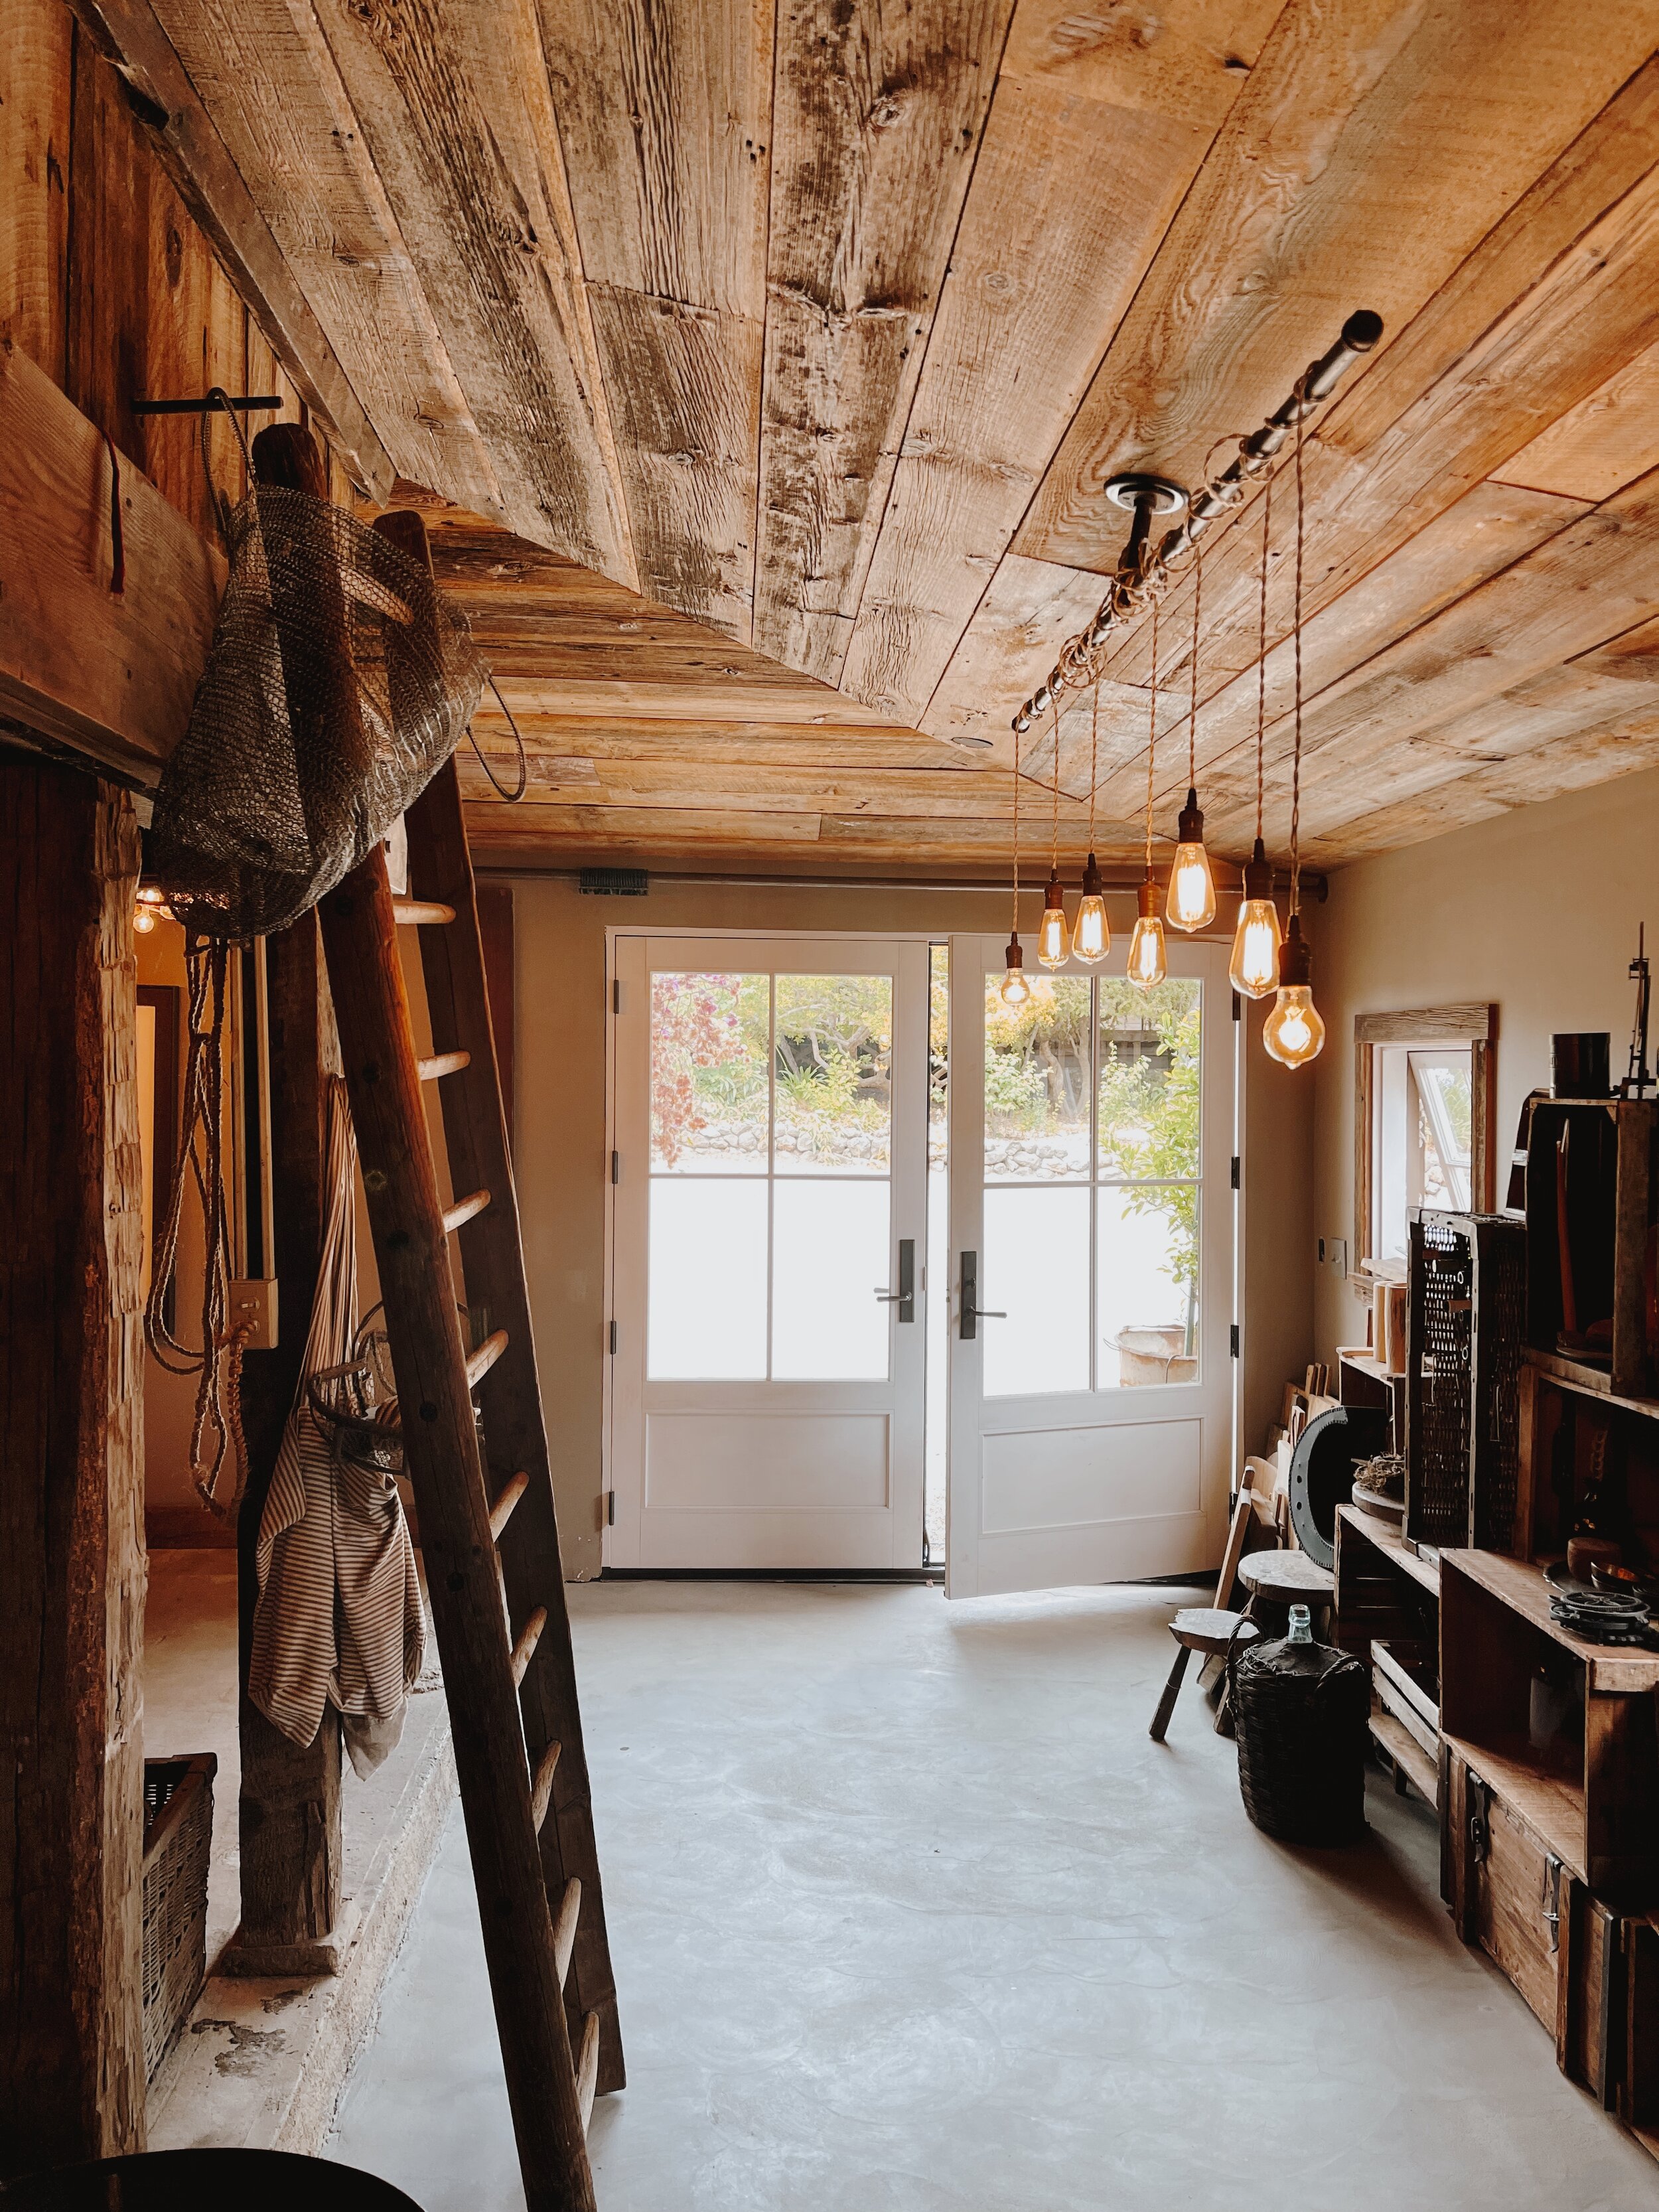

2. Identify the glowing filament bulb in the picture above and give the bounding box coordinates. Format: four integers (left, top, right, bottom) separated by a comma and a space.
1228, 838, 1282, 1000
1165, 788, 1217, 932
1001, 932, 1031, 1009
1037, 871, 1070, 969
1127, 877, 1167, 990
1262, 915, 1326, 1069
1072, 853, 1109, 966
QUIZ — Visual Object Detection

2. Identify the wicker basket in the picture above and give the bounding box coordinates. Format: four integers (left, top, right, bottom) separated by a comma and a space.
141, 1754, 216, 2081
1228, 1631, 1368, 1846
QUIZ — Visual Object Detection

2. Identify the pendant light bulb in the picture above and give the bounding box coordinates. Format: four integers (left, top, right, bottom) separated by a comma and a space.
1072, 852, 1109, 966
1037, 870, 1070, 970
1127, 877, 1167, 990
1001, 932, 1031, 1010
1165, 788, 1217, 932
1262, 913, 1325, 1069
1228, 837, 1282, 1000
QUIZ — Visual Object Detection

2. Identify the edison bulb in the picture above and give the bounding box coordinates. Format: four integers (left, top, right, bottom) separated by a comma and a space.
1127, 877, 1167, 990
1037, 872, 1070, 969
1165, 788, 1217, 932
1228, 839, 1281, 999
1001, 932, 1030, 1009
1072, 853, 1110, 965
133, 905, 157, 934
1262, 915, 1325, 1068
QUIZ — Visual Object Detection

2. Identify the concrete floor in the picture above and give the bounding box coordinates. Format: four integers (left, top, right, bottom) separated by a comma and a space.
332, 1580, 1659, 2211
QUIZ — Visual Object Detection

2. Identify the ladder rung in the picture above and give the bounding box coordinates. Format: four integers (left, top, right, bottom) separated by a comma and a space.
467, 1329, 508, 1386
417, 1048, 470, 1081
576, 2012, 600, 2133
488, 1470, 530, 1542
552, 1876, 581, 1987
530, 1739, 562, 1834
391, 895, 456, 925
443, 1187, 490, 1233
510, 1605, 547, 1688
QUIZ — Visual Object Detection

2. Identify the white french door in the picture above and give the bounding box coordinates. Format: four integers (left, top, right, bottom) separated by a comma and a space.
609, 935, 930, 1569
945, 933, 1234, 1598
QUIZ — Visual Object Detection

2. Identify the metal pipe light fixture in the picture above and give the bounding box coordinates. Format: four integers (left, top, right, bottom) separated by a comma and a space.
1166, 538, 1216, 932
1127, 601, 1169, 990
1072, 682, 1110, 964
1001, 718, 1031, 1008
1037, 699, 1071, 970
1262, 390, 1326, 1069
1230, 476, 1283, 999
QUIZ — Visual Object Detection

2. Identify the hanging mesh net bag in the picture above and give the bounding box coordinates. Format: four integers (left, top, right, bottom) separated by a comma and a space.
146, 409, 485, 940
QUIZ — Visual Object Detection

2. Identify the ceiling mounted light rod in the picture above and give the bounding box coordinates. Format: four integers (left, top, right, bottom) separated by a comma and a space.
1011, 310, 1382, 737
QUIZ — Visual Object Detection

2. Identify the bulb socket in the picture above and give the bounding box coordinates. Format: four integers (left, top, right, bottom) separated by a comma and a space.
1043, 869, 1066, 912
1005, 932, 1025, 972
1176, 787, 1204, 846
1242, 836, 1274, 903
1137, 875, 1160, 920
1277, 911, 1313, 990
1080, 851, 1103, 899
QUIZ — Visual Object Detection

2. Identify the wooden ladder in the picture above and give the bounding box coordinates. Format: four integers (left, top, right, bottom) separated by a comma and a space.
314, 521, 620, 2212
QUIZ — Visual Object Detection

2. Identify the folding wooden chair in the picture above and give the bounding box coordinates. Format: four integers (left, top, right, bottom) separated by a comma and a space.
1148, 1484, 1262, 1743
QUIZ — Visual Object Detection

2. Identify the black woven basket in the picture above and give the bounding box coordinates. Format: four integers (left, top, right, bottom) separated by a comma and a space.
1228, 1629, 1369, 1846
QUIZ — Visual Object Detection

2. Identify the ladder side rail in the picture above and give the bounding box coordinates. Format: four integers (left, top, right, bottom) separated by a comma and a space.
318, 848, 597, 2212
403, 753, 624, 2093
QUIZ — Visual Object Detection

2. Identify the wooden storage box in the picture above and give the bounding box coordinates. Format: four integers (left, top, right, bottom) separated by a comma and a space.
1405, 1210, 1527, 1554
1439, 1550, 1659, 1897
1516, 1352, 1659, 1571
1333, 1505, 1441, 1806
141, 1752, 216, 2081
1525, 1098, 1658, 1402
1444, 1744, 1629, 2104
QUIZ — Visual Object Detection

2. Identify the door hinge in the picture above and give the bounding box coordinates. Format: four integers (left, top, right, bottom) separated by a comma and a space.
608, 1319, 618, 1355
611, 1149, 620, 1184
1229, 1323, 1240, 1359
612, 978, 621, 1014
606, 1489, 616, 1527
1230, 1154, 1240, 1190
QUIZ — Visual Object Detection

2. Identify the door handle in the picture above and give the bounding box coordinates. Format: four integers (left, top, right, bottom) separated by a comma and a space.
959, 1250, 1005, 1339
873, 1238, 915, 1323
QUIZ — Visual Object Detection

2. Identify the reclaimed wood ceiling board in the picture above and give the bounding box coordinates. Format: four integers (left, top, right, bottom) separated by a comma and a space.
70, 0, 1659, 875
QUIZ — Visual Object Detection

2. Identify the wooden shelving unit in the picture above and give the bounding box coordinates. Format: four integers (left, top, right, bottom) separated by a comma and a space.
1333, 1504, 1441, 1806
1526, 1097, 1658, 1402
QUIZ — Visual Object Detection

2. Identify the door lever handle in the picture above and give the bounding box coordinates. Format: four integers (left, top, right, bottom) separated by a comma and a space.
958, 1250, 1003, 1338
874, 1238, 916, 1321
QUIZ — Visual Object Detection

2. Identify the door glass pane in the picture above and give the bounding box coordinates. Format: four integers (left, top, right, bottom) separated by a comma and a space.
984, 976, 1090, 1183
648, 1178, 768, 1379
650, 971, 770, 1173
1097, 977, 1200, 1181
772, 1178, 891, 1380
1097, 1185, 1199, 1388
773, 974, 892, 1173
983, 1185, 1090, 1397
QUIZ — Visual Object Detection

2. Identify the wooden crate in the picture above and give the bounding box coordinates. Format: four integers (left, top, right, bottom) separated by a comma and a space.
1404, 1211, 1527, 1555
1516, 1351, 1659, 1569
1525, 1098, 1658, 1402
1439, 1550, 1659, 1897
1333, 1505, 1440, 1806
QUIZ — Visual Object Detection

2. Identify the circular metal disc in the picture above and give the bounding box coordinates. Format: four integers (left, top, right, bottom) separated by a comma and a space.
1102, 472, 1188, 515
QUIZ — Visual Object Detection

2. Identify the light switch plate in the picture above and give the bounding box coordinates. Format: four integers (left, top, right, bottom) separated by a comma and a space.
1326, 1238, 1347, 1280
229, 1278, 279, 1350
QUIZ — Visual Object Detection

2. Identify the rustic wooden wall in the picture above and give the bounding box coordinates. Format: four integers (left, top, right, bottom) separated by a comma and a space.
0, 0, 343, 538
0, 757, 147, 2173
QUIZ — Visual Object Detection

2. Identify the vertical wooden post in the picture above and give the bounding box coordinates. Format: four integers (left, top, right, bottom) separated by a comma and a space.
0, 755, 147, 2172
226, 913, 346, 1967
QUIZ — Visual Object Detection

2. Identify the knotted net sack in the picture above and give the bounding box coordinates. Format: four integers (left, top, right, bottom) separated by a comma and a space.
148, 442, 484, 940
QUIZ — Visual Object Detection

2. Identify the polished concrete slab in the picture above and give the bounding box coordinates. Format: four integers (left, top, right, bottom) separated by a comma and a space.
332, 1580, 1659, 2210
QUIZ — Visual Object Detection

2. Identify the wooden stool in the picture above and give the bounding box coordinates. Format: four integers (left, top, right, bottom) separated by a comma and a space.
1149, 1491, 1262, 1743
1235, 1548, 1336, 1638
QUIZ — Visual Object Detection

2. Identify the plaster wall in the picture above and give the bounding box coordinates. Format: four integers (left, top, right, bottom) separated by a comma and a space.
1310, 763, 1659, 1367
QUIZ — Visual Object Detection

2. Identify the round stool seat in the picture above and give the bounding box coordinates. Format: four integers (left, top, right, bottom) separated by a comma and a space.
1169, 1607, 1260, 1658
1236, 1550, 1335, 1606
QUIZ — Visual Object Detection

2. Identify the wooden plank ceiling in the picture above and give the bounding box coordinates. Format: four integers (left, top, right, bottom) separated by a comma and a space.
78, 0, 1659, 875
